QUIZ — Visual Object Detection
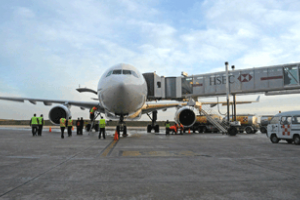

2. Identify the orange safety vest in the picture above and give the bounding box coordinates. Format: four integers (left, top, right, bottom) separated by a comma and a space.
68, 119, 73, 127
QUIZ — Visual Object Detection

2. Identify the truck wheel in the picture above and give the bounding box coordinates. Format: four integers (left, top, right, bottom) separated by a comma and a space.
286, 139, 293, 144
293, 135, 300, 145
260, 127, 267, 134
270, 134, 279, 143
228, 127, 237, 136
246, 127, 253, 134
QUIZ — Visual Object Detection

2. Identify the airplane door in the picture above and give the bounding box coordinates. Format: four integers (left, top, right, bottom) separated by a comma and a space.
291, 116, 300, 136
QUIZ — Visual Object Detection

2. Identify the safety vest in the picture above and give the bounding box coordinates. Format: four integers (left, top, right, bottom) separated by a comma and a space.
99, 119, 106, 128
68, 119, 73, 127
60, 118, 66, 127
165, 123, 170, 128
38, 117, 44, 125
90, 107, 97, 114
31, 117, 38, 125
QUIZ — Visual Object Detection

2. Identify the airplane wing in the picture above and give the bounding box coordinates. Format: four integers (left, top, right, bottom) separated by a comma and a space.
0, 96, 103, 111
141, 102, 188, 114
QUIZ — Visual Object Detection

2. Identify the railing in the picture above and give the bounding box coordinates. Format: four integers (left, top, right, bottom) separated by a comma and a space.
199, 108, 228, 134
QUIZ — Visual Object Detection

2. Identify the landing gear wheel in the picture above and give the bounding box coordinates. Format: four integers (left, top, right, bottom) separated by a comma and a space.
147, 125, 152, 133
228, 127, 237, 136
116, 125, 120, 138
85, 124, 91, 132
94, 124, 99, 132
198, 127, 203, 133
246, 127, 253, 134
293, 135, 300, 145
155, 125, 159, 133
286, 139, 293, 144
270, 134, 280, 143
123, 126, 127, 137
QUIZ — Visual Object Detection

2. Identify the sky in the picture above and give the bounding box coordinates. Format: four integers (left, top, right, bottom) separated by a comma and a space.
1, 0, 300, 121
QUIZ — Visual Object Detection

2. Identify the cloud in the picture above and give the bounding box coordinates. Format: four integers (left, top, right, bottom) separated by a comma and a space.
1, 0, 300, 122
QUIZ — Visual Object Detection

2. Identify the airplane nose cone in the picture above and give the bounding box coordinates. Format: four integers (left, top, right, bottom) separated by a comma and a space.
101, 78, 145, 115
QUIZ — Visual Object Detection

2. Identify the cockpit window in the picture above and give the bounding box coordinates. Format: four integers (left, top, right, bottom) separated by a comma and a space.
112, 70, 122, 74
123, 70, 131, 75
131, 71, 139, 78
106, 70, 112, 77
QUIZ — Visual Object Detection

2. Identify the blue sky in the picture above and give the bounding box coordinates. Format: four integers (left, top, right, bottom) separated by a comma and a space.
1, 0, 300, 121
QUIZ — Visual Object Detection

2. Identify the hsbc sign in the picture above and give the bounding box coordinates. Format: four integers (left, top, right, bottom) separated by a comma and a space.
209, 74, 252, 86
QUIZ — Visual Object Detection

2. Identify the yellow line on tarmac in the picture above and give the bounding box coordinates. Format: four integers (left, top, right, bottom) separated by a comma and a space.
101, 140, 118, 157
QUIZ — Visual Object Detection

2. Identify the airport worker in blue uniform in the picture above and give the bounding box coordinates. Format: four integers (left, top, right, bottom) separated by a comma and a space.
99, 116, 106, 139
30, 114, 39, 136
60, 117, 67, 139
38, 114, 44, 136
67, 117, 73, 137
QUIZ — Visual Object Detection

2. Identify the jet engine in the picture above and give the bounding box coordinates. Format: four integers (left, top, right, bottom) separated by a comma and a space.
48, 105, 71, 125
174, 107, 196, 127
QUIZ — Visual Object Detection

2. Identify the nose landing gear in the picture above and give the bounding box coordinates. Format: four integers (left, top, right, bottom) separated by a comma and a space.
116, 115, 127, 138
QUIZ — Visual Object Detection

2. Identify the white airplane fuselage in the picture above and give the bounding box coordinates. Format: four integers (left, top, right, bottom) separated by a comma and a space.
97, 64, 147, 118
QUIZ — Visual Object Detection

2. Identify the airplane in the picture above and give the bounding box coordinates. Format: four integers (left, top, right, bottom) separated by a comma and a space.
0, 63, 259, 136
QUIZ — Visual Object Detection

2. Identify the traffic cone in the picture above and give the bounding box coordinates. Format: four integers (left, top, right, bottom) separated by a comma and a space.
49, 127, 52, 132
114, 131, 119, 140
188, 129, 191, 134
72, 126, 74, 131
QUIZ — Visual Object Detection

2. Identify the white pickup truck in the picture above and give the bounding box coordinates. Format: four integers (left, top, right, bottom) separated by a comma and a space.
267, 111, 300, 144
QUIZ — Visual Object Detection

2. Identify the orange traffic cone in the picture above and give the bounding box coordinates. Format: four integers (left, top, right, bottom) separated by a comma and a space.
114, 131, 119, 140
49, 127, 52, 132
72, 126, 74, 131
188, 129, 191, 134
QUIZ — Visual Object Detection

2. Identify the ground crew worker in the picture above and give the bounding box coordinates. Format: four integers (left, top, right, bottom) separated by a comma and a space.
99, 116, 106, 139
60, 117, 67, 139
38, 114, 44, 136
179, 123, 184, 134
169, 124, 178, 134
30, 114, 39, 136
165, 120, 170, 135
67, 116, 73, 137
90, 107, 97, 121
80, 117, 84, 135
76, 118, 80, 135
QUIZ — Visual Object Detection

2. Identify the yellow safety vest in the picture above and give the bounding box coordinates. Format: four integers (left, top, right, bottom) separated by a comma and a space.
60, 118, 66, 127
99, 119, 106, 128
38, 117, 44, 125
165, 123, 170, 128
68, 119, 73, 127
31, 117, 38, 125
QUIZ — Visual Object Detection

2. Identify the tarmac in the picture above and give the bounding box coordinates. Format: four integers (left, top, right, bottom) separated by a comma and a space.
0, 127, 300, 200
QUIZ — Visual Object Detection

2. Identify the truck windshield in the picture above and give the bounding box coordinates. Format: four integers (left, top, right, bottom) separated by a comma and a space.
269, 116, 279, 124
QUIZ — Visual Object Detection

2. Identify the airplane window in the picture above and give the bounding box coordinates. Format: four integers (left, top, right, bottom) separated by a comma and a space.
106, 71, 112, 77
123, 70, 131, 75
131, 71, 139, 78
113, 70, 122, 74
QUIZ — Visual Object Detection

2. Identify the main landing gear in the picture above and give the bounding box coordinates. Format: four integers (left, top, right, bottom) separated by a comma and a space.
147, 110, 159, 133
116, 115, 127, 138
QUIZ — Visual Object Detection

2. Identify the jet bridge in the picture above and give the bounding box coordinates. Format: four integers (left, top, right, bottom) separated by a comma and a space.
143, 62, 300, 99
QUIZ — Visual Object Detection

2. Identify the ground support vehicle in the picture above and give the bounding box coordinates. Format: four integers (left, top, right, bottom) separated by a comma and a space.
259, 115, 273, 134
185, 114, 223, 133
267, 111, 300, 144
224, 115, 259, 134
